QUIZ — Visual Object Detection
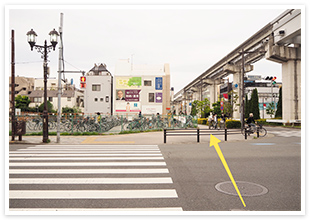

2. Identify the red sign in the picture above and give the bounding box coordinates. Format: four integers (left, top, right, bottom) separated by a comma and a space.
125, 90, 141, 102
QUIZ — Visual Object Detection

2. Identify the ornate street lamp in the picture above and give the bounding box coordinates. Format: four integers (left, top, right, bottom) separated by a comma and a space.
27, 28, 59, 143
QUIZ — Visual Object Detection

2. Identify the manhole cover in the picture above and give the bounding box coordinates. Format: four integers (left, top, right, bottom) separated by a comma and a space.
215, 181, 268, 197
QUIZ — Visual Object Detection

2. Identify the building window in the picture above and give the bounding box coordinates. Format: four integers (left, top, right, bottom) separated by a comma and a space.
92, 84, 101, 91
149, 93, 155, 102
106, 96, 109, 102
94, 98, 98, 102
67, 97, 71, 101
144, 80, 152, 86
100, 98, 104, 102
49, 97, 53, 102
34, 97, 42, 103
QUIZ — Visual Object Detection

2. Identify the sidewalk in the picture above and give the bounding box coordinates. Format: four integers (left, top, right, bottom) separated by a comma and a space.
9, 125, 269, 145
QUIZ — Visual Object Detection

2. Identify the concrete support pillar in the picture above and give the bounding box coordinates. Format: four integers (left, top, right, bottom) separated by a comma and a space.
163, 63, 171, 115
203, 79, 224, 107
209, 83, 216, 105
266, 44, 301, 123
282, 59, 301, 122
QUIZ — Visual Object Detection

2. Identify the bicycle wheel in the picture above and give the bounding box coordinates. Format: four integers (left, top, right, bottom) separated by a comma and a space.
77, 124, 86, 132
61, 122, 71, 132
258, 127, 267, 137
241, 128, 247, 136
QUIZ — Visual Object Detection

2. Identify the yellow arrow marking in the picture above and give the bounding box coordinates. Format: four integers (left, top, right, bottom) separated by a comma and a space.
209, 134, 246, 207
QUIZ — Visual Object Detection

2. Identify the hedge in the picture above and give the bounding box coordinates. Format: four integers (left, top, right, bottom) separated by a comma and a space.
193, 118, 287, 128
225, 119, 241, 129
197, 118, 207, 124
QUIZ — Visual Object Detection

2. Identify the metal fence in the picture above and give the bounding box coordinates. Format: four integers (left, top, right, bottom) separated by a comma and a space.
163, 128, 241, 143
10, 113, 198, 134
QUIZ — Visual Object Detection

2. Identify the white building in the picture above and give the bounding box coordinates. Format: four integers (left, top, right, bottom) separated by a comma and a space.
244, 81, 281, 119
113, 59, 171, 115
28, 78, 84, 111
83, 63, 112, 115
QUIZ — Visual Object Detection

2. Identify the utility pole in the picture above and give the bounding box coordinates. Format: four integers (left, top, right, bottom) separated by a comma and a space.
241, 49, 245, 131
57, 13, 64, 143
11, 30, 16, 141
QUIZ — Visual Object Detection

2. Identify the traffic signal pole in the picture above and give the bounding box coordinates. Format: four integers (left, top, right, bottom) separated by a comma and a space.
264, 76, 277, 118
11, 30, 16, 141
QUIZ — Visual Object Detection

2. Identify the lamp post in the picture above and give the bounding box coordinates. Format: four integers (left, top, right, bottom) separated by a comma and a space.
27, 28, 59, 143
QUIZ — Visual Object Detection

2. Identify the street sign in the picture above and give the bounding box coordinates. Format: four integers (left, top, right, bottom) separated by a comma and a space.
220, 106, 224, 111
248, 75, 262, 81
220, 101, 224, 106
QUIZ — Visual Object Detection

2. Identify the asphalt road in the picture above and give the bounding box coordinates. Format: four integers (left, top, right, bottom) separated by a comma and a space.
8, 127, 302, 213
160, 134, 301, 211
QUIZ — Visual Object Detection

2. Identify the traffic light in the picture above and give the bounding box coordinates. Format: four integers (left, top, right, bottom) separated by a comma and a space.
265, 76, 277, 85
80, 76, 86, 88
272, 76, 277, 85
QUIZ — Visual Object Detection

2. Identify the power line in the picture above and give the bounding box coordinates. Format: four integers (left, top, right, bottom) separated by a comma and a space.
15, 61, 43, 64
64, 60, 84, 72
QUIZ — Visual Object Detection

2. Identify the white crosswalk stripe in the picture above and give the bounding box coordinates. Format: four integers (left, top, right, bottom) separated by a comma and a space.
9, 145, 182, 212
9, 168, 169, 174
269, 130, 301, 137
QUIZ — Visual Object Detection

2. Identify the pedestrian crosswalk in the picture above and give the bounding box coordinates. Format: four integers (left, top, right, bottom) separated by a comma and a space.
9, 145, 182, 212
269, 130, 301, 137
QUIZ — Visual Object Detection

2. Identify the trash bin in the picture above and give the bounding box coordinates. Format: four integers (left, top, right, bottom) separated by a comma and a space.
15, 121, 26, 141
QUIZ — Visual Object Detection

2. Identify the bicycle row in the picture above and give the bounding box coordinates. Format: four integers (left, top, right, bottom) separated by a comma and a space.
121, 115, 195, 131
23, 114, 197, 133
25, 115, 122, 133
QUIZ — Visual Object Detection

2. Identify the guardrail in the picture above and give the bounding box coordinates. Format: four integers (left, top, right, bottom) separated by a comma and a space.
163, 128, 241, 143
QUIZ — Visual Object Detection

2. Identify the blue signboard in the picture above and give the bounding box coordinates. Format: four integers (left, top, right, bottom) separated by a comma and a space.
155, 77, 163, 90
259, 103, 277, 110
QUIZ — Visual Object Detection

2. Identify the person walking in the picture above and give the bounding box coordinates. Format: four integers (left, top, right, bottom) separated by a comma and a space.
220, 113, 227, 129
213, 113, 218, 129
208, 113, 213, 129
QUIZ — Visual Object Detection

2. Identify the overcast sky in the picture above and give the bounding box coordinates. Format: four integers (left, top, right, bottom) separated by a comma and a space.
6, 5, 293, 93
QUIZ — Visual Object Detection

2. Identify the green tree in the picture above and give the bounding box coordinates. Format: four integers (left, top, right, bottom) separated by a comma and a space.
202, 101, 212, 118
275, 87, 282, 118
223, 100, 233, 118
38, 101, 55, 113
62, 106, 76, 114
191, 98, 211, 118
212, 101, 221, 116
190, 100, 198, 116
266, 102, 275, 118
244, 94, 250, 118
250, 88, 260, 119
15, 95, 31, 112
